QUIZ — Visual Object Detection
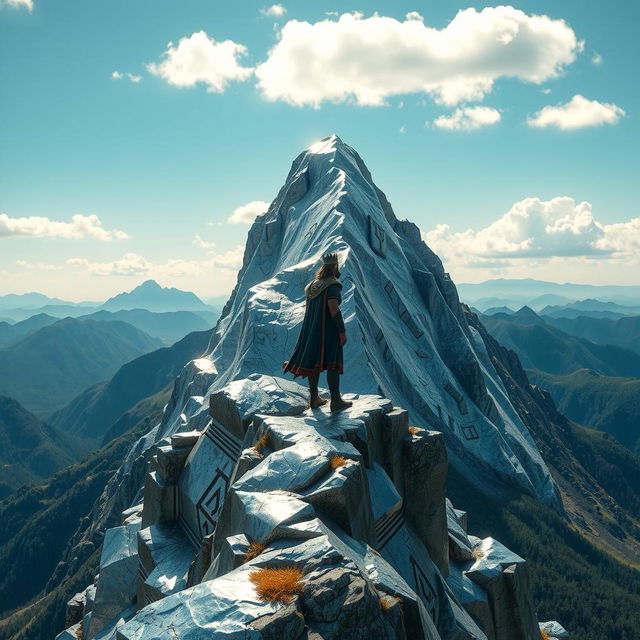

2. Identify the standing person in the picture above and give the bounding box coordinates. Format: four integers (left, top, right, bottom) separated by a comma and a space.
283, 252, 353, 412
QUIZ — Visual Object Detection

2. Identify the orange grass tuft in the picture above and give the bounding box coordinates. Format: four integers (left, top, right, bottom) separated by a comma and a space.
253, 432, 269, 453
75, 620, 83, 640
379, 595, 401, 611
329, 455, 347, 469
407, 426, 421, 436
540, 633, 550, 640
249, 566, 304, 602
244, 541, 267, 562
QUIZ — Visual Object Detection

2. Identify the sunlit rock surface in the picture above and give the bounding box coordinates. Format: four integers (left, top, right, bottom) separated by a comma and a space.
539, 620, 570, 638
57, 376, 550, 640
54, 137, 568, 639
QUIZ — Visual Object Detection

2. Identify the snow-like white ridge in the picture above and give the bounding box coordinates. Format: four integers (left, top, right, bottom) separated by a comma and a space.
196, 134, 557, 505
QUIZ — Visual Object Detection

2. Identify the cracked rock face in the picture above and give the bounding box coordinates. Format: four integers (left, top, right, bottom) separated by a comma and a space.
58, 375, 549, 640
54, 137, 565, 640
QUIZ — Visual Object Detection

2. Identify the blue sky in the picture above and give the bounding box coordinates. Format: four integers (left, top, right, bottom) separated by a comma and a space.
1, 0, 638, 300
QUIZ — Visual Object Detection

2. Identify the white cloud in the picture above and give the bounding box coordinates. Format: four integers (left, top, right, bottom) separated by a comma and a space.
112, 71, 142, 83
67, 246, 245, 278
15, 260, 61, 271
0, 213, 128, 241
405, 11, 423, 21
591, 52, 603, 66
147, 31, 253, 93
193, 234, 216, 249
261, 4, 286, 17
153, 247, 244, 277
210, 245, 244, 269
227, 200, 269, 224
422, 197, 640, 267
67, 253, 151, 277
399, 125, 406, 134
433, 106, 501, 131
255, 8, 581, 107
3, 0, 33, 11
527, 94, 625, 130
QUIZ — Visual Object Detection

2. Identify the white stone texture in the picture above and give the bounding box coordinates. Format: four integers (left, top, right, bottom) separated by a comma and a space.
539, 620, 570, 637
87, 523, 139, 639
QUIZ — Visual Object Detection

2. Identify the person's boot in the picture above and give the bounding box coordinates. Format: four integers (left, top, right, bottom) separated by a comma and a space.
327, 370, 352, 412
308, 372, 327, 408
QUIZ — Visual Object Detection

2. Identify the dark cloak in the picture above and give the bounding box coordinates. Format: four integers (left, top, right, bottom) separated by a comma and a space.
282, 279, 344, 377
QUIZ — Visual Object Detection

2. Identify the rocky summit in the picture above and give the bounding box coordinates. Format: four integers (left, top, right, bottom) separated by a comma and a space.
54, 137, 569, 639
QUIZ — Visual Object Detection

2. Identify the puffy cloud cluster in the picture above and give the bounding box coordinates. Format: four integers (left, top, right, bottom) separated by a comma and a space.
423, 197, 640, 265
433, 106, 501, 131
15, 260, 61, 271
193, 235, 216, 249
228, 200, 269, 224
255, 8, 581, 106
147, 31, 253, 93
3, 0, 32, 11
261, 4, 286, 17
112, 71, 142, 83
67, 253, 151, 277
0, 213, 128, 241
67, 246, 244, 278
528, 94, 625, 130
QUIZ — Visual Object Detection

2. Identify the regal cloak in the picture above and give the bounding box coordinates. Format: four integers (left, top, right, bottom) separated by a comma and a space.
282, 277, 344, 377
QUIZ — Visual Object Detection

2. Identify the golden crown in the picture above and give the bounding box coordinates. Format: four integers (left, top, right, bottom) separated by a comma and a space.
322, 252, 339, 265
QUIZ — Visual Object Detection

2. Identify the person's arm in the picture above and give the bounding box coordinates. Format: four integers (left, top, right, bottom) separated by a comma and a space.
327, 298, 347, 346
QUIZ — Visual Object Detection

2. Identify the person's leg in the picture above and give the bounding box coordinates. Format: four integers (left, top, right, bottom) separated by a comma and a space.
327, 369, 352, 411
308, 372, 327, 408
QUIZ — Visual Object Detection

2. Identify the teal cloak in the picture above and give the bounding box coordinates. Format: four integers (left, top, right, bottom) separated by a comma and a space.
283, 281, 344, 377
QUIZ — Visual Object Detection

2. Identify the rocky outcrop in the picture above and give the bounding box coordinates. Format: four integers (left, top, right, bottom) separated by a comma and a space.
49, 136, 573, 639
57, 375, 548, 640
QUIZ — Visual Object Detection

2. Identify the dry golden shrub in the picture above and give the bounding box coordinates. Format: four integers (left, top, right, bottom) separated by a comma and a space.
253, 432, 269, 452
540, 632, 551, 640
472, 547, 484, 560
407, 426, 421, 435
243, 541, 267, 562
249, 566, 304, 602
379, 595, 401, 611
329, 455, 347, 469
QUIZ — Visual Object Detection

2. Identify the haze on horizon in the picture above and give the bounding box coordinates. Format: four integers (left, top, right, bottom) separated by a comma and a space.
1, 0, 638, 301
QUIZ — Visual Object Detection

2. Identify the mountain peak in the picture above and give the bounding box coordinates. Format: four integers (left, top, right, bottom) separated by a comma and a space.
514, 305, 541, 322
200, 136, 557, 506
136, 280, 162, 291
102, 280, 208, 313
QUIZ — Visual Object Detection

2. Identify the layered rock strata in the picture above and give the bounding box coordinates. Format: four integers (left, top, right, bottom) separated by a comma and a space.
57, 375, 543, 640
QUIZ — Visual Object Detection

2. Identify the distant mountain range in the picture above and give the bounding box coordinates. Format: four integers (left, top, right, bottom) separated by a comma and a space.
49, 328, 211, 445
0, 396, 78, 499
528, 369, 640, 455
479, 306, 640, 457
0, 280, 226, 323
0, 317, 162, 416
543, 315, 640, 355
480, 307, 640, 377
458, 278, 640, 308
457, 278, 640, 315
0, 313, 59, 347
0, 292, 76, 310
540, 299, 640, 319
102, 279, 210, 312
0, 388, 169, 618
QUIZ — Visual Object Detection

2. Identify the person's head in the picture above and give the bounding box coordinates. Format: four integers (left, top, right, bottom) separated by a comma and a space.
315, 263, 340, 280
316, 252, 340, 279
